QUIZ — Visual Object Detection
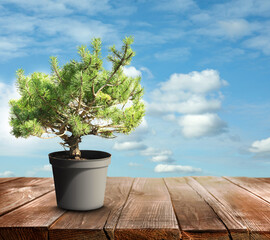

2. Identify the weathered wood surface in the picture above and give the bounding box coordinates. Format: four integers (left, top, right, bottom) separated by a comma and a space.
185, 176, 248, 240
115, 178, 180, 240
193, 176, 270, 240
260, 178, 270, 184
164, 177, 230, 240
0, 191, 65, 240
0, 177, 20, 184
49, 177, 134, 240
0, 176, 269, 240
0, 177, 54, 216
224, 176, 270, 203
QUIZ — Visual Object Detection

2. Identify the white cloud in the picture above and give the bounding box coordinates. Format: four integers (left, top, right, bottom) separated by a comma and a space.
148, 95, 221, 114
128, 162, 142, 167
115, 117, 149, 144
244, 35, 270, 55
190, 13, 211, 23
0, 0, 137, 20
133, 29, 184, 45
218, 19, 253, 40
0, 82, 20, 141
154, 47, 190, 61
153, 0, 197, 12
123, 66, 153, 79
0, 5, 120, 60
154, 164, 202, 173
59, 0, 112, 15
123, 66, 142, 78
140, 147, 175, 163
0, 36, 31, 60
163, 114, 177, 122
0, 0, 127, 17
160, 70, 227, 94
249, 137, 270, 153
179, 113, 227, 138
148, 70, 227, 114
210, 0, 270, 19
40, 164, 51, 171
140, 67, 154, 79
38, 18, 118, 44
194, 19, 256, 41
200, 47, 245, 64
140, 147, 172, 156
0, 0, 71, 16
26, 164, 52, 177
0, 171, 15, 177
133, 21, 152, 27
0, 81, 50, 156
186, 1, 270, 55
134, 117, 149, 134
113, 141, 147, 151
147, 69, 227, 138
151, 155, 174, 163
0, 14, 36, 34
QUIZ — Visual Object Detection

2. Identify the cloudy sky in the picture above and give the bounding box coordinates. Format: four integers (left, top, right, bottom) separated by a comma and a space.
1, 0, 270, 178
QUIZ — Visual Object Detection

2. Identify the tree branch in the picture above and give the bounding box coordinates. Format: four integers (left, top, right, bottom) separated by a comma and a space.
52, 63, 63, 83
37, 127, 67, 139
33, 86, 66, 123
77, 71, 83, 113
83, 57, 92, 72
95, 44, 129, 96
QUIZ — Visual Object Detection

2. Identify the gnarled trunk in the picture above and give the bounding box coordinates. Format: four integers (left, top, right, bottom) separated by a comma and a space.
68, 136, 81, 160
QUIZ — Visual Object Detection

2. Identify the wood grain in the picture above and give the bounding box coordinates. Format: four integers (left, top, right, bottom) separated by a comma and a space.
259, 178, 270, 184
104, 177, 134, 239
224, 176, 270, 203
185, 177, 248, 240
0, 191, 65, 240
49, 177, 134, 240
0, 177, 54, 216
0, 227, 47, 240
0, 178, 20, 184
115, 178, 180, 240
193, 176, 270, 240
0, 176, 269, 240
164, 177, 230, 240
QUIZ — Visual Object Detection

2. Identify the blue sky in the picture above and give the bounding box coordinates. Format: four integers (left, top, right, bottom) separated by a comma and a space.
0, 0, 270, 178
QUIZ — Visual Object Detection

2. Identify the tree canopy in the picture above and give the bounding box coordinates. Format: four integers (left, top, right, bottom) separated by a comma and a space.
9, 36, 145, 159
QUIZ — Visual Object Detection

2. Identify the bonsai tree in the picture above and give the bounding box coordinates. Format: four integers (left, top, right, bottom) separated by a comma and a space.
9, 37, 145, 160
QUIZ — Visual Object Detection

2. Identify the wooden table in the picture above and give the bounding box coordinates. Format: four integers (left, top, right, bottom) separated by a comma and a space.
0, 177, 269, 240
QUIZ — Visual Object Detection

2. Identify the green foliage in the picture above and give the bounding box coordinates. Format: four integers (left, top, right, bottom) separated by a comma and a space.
9, 36, 145, 154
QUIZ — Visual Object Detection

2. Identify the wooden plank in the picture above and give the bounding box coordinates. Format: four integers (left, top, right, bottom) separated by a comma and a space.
224, 177, 270, 203
104, 177, 134, 239
185, 177, 248, 240
164, 177, 230, 240
259, 178, 270, 184
0, 227, 47, 240
115, 178, 180, 240
192, 176, 270, 240
0, 177, 54, 216
49, 177, 134, 240
0, 191, 65, 240
0, 177, 20, 184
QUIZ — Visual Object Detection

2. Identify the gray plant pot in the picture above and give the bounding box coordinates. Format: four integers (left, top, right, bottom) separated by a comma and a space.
49, 150, 111, 211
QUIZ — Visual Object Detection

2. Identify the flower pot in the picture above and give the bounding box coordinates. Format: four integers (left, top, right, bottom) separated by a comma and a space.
49, 150, 111, 211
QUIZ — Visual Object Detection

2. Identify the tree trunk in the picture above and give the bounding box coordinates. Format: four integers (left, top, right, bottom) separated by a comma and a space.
69, 137, 81, 160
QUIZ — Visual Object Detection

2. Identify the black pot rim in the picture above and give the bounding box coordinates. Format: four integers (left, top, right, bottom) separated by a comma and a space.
49, 150, 111, 160
49, 150, 111, 169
